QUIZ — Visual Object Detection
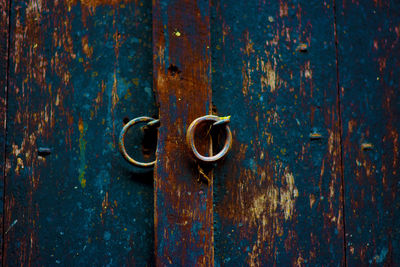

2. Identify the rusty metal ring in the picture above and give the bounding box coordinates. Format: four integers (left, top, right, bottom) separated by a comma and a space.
119, 116, 158, 168
186, 115, 232, 162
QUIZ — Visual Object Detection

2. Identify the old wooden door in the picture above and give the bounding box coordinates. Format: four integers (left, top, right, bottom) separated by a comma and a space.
1, 0, 399, 266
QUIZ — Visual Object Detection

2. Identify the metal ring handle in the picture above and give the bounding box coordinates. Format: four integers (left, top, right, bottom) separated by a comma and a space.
119, 116, 158, 168
186, 115, 232, 162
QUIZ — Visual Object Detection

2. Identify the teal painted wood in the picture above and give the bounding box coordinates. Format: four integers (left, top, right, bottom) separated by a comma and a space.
336, 1, 400, 265
5, 0, 155, 265
0, 0, 11, 262
211, 0, 344, 265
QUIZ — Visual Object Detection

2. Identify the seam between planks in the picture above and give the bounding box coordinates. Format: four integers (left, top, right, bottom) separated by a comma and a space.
333, 0, 347, 266
2, 0, 12, 265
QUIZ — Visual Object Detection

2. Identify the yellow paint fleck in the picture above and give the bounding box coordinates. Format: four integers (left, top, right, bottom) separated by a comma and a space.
78, 117, 84, 132
219, 115, 231, 121
15, 157, 24, 174
81, 177, 86, 188
175, 31, 181, 37
132, 78, 139, 87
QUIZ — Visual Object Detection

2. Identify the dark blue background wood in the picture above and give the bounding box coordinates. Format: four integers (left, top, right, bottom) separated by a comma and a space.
211, 0, 344, 265
4, 0, 155, 265
336, 0, 400, 265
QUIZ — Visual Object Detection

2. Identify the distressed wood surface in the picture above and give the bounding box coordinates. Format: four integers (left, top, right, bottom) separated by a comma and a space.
153, 0, 214, 266
3, 0, 400, 265
5, 0, 155, 265
0, 0, 10, 262
211, 0, 344, 265
336, 1, 400, 265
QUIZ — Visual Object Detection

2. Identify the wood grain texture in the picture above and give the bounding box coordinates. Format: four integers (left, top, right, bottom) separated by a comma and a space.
336, 1, 400, 265
211, 0, 344, 265
153, 0, 214, 266
0, 0, 10, 262
5, 0, 155, 265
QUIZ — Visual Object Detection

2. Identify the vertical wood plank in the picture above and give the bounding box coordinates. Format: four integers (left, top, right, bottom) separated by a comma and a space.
153, 0, 213, 265
336, 1, 400, 265
0, 0, 10, 262
211, 0, 344, 265
5, 0, 155, 265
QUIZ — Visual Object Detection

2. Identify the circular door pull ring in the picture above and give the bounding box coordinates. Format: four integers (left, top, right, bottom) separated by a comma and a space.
119, 116, 159, 168
186, 115, 232, 162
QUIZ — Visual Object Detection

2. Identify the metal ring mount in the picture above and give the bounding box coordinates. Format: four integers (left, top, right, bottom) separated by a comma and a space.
186, 115, 232, 162
119, 116, 159, 168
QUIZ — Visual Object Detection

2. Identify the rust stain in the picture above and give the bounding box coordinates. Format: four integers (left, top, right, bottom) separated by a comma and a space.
279, 2, 288, 17
111, 72, 119, 112
111, 19, 121, 114
100, 192, 110, 220
222, 22, 230, 45
216, 143, 300, 265
78, 117, 88, 188
91, 80, 106, 118
67, 0, 132, 12
81, 35, 93, 58
241, 62, 251, 96
81, 35, 93, 70
310, 194, 316, 208
153, 1, 214, 265
242, 31, 255, 57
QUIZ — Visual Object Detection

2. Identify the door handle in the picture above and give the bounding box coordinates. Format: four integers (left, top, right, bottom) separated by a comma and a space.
118, 116, 159, 168
186, 115, 232, 162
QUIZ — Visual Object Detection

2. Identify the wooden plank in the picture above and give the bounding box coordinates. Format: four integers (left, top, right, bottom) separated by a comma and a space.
5, 0, 155, 265
336, 1, 400, 265
152, 0, 213, 265
211, 0, 344, 265
0, 0, 10, 262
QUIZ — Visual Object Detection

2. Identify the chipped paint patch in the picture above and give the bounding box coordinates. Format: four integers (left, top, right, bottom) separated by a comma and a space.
67, 0, 131, 12
370, 247, 388, 264
280, 168, 298, 220
261, 60, 277, 92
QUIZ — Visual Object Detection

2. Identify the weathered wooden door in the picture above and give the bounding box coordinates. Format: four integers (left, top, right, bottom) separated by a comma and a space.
1, 0, 399, 266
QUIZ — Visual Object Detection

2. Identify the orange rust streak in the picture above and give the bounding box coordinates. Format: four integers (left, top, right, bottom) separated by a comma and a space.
153, 1, 213, 266
67, 0, 132, 12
